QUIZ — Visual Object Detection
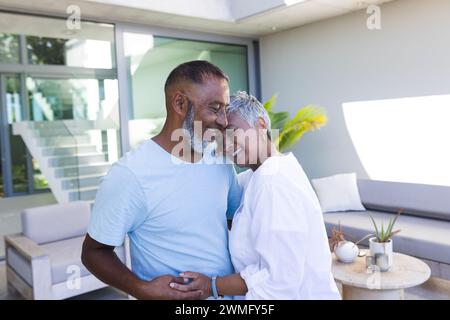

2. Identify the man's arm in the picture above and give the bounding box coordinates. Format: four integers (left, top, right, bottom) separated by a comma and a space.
170, 271, 248, 299
81, 234, 202, 300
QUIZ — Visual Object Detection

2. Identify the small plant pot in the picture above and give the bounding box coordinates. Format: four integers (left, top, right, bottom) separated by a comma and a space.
335, 241, 359, 263
369, 237, 393, 268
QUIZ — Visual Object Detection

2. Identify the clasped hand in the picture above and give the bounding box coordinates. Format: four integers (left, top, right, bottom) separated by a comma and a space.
169, 271, 212, 300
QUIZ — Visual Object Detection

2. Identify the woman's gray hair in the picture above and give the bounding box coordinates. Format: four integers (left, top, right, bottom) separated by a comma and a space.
228, 91, 272, 138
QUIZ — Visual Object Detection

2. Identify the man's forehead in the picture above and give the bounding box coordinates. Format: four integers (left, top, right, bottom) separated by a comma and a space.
191, 78, 229, 100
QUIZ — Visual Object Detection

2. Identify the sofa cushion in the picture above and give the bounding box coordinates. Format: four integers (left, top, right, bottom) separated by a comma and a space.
358, 179, 450, 222
323, 210, 450, 264
7, 236, 126, 285
311, 173, 365, 212
22, 202, 91, 245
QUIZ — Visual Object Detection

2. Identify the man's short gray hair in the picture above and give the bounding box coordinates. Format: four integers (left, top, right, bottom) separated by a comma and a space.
228, 91, 272, 138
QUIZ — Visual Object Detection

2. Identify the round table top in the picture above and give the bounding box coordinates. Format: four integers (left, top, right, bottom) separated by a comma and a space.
332, 249, 431, 290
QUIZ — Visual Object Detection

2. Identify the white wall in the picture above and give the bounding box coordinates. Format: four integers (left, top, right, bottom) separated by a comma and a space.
260, 0, 450, 180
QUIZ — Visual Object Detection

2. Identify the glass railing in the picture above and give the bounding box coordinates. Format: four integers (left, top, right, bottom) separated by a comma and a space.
61, 120, 81, 201
18, 119, 120, 203
59, 119, 120, 202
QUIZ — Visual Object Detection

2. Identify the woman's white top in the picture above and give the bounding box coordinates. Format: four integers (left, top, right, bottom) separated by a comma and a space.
229, 153, 341, 300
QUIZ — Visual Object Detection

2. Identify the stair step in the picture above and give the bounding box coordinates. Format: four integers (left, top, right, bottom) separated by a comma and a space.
36, 127, 94, 137
29, 120, 96, 130
37, 135, 91, 146
42, 145, 98, 156
49, 153, 107, 167
61, 174, 104, 190
54, 163, 111, 178
68, 186, 98, 201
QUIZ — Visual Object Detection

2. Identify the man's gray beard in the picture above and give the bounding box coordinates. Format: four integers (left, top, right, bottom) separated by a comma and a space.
182, 103, 208, 154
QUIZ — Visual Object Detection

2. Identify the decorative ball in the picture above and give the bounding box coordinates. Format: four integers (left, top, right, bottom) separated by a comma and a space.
335, 241, 359, 263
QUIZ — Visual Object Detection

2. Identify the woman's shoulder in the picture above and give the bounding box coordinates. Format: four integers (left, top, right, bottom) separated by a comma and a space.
237, 169, 255, 192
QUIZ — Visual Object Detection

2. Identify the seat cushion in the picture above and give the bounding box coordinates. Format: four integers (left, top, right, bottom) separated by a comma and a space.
22, 201, 91, 245
358, 179, 450, 222
8, 236, 126, 285
324, 210, 450, 264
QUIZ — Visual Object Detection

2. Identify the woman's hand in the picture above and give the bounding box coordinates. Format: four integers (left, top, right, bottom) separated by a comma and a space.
169, 271, 212, 299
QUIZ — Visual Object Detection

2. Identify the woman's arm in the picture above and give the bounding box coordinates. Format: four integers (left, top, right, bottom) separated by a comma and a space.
217, 273, 248, 296
236, 182, 309, 299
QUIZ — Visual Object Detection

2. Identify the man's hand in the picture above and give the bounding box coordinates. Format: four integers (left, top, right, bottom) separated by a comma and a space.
169, 272, 212, 300
134, 275, 203, 300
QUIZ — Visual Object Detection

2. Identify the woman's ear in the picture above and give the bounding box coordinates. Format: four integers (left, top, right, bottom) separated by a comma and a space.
257, 117, 268, 130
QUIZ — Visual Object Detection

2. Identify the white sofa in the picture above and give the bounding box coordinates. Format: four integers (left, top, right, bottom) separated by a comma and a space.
4, 201, 130, 300
323, 179, 450, 280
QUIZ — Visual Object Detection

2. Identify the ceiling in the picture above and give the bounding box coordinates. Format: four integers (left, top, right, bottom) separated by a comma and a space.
0, 0, 395, 38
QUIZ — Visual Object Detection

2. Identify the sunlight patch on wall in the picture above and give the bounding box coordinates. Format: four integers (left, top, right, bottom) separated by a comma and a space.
343, 95, 450, 186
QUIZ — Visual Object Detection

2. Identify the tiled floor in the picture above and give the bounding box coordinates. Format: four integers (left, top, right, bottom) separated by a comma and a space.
1, 261, 449, 300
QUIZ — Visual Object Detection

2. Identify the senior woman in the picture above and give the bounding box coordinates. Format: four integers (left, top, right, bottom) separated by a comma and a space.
170, 91, 340, 300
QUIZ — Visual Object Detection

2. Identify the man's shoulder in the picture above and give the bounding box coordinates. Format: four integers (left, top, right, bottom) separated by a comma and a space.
115, 139, 160, 173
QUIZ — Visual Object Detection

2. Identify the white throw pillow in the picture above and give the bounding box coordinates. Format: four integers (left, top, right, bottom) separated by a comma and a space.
311, 173, 365, 213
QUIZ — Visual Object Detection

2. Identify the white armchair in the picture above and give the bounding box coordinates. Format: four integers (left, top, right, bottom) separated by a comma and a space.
4, 201, 130, 300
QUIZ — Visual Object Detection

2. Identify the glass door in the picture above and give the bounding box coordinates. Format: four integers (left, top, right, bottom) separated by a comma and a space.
0, 11, 119, 199
122, 33, 249, 149
0, 73, 32, 197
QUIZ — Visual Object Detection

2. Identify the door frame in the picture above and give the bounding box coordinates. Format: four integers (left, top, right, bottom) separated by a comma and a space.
0, 72, 48, 197
0, 73, 14, 196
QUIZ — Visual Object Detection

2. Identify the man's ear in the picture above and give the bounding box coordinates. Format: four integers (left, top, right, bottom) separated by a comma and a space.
172, 91, 188, 117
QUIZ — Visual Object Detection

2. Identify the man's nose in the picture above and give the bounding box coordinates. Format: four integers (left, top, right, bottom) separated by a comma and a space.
216, 108, 228, 129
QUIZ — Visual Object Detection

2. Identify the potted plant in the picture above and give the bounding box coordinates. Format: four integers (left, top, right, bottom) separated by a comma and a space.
329, 222, 368, 263
368, 209, 403, 268
263, 94, 327, 152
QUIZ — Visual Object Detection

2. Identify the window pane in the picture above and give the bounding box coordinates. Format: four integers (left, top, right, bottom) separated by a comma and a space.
27, 37, 68, 65
0, 12, 115, 69
27, 77, 119, 122
0, 139, 3, 197
27, 34, 114, 68
5, 75, 29, 193
0, 33, 19, 63
27, 76, 121, 163
123, 33, 248, 148
32, 158, 48, 190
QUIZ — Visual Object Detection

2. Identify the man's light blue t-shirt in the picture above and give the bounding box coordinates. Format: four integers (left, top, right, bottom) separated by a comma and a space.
88, 139, 242, 281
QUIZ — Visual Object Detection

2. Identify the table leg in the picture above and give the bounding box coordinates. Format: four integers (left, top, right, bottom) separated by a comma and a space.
342, 285, 404, 300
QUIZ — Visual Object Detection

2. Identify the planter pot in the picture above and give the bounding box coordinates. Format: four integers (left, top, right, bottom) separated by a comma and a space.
335, 241, 359, 263
369, 237, 393, 268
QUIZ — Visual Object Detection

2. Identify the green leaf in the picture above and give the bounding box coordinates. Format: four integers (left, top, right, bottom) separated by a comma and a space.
369, 214, 380, 240
269, 111, 290, 130
263, 94, 278, 112
263, 95, 328, 152
385, 209, 401, 239
275, 105, 327, 152
386, 217, 395, 239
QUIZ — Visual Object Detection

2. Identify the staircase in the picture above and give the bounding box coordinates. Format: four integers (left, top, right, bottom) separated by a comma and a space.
13, 120, 117, 204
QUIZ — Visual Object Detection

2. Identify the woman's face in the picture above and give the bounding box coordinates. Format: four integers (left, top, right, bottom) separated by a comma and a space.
225, 112, 268, 167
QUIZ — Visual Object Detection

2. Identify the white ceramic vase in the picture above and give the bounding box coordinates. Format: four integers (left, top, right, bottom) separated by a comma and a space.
369, 237, 393, 268
335, 241, 359, 263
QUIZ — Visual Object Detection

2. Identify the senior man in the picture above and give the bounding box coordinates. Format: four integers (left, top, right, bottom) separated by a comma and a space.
81, 61, 242, 300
